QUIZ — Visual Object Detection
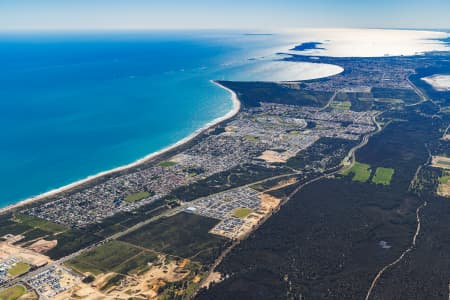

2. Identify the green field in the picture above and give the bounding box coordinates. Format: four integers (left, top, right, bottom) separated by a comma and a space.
244, 135, 259, 142
124, 191, 151, 203
232, 207, 253, 218
0, 285, 27, 300
437, 160, 450, 166
119, 212, 225, 264
372, 167, 395, 185
331, 101, 351, 110
7, 262, 30, 277
342, 162, 372, 182
159, 161, 177, 167
66, 240, 157, 276
14, 214, 66, 233
439, 172, 450, 184
374, 98, 404, 104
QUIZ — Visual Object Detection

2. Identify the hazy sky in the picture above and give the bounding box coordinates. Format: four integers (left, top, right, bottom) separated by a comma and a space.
1, 0, 449, 30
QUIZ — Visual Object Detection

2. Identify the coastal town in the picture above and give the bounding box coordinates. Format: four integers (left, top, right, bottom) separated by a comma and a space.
0, 77, 384, 298
0, 40, 449, 299
1, 0, 450, 296
21, 99, 376, 228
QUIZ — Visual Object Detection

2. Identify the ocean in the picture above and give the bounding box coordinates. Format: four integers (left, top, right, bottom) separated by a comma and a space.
0, 30, 341, 206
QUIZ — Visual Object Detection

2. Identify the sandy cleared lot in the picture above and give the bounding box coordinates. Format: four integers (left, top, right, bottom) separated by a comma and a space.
258, 150, 293, 163
0, 242, 50, 267
27, 239, 57, 253
201, 271, 222, 289
438, 182, 450, 197
61, 256, 192, 300
432, 156, 450, 170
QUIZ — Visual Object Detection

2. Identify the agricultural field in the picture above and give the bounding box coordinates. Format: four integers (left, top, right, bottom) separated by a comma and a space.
124, 191, 151, 203
119, 212, 226, 264
342, 162, 372, 182
0, 285, 27, 300
232, 207, 253, 218
372, 167, 395, 185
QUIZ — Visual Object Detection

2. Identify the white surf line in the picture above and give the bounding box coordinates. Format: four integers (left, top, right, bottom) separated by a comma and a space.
364, 201, 428, 300
0, 80, 240, 215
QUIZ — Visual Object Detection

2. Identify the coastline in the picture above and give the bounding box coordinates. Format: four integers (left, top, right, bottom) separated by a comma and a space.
0, 80, 241, 215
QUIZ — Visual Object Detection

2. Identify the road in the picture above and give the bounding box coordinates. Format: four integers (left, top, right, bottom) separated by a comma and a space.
319, 90, 339, 111
406, 76, 429, 106
364, 200, 428, 300
189, 114, 382, 299
341, 113, 383, 171
2, 204, 181, 289
4, 105, 382, 298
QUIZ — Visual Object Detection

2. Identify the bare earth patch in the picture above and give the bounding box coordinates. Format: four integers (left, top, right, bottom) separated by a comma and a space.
53, 283, 108, 300
200, 271, 222, 289
224, 125, 237, 132
63, 256, 192, 300
438, 183, 450, 197
0, 241, 50, 267
26, 239, 57, 253
258, 150, 295, 163
264, 178, 298, 192
432, 156, 450, 170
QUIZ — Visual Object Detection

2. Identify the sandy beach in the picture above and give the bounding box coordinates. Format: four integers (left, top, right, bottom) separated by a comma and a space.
0, 80, 240, 215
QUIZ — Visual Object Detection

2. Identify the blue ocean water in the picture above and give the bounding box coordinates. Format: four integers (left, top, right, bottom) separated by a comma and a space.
0, 30, 304, 206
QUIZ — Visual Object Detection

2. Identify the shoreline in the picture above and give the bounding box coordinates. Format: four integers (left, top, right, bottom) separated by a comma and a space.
0, 80, 241, 215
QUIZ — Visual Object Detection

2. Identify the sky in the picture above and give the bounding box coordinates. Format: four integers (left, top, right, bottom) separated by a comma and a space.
0, 0, 449, 31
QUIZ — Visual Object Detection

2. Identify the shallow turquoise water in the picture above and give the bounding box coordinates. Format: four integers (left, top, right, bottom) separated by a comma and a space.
0, 31, 310, 205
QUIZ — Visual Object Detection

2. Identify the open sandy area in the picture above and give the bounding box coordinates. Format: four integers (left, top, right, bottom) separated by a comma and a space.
60, 256, 192, 300
438, 181, 450, 197
201, 271, 222, 289
0, 241, 50, 267
258, 150, 292, 163
432, 156, 450, 170
26, 239, 57, 253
